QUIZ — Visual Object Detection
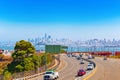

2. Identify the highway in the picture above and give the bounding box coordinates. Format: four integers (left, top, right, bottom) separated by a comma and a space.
57, 54, 88, 80
86, 57, 120, 80
29, 53, 120, 80
34, 54, 89, 80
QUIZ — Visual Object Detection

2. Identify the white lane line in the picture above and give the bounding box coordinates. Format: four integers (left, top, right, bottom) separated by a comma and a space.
57, 55, 68, 72
58, 56, 75, 80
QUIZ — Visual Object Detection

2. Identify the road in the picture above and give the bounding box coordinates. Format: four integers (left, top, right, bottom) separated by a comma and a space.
28, 54, 120, 80
35, 54, 89, 80
87, 57, 120, 80
58, 54, 88, 80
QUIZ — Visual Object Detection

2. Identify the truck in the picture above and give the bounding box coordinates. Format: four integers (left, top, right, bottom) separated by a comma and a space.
44, 70, 59, 80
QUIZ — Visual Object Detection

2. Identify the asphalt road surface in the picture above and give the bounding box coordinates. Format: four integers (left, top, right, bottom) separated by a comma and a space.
87, 57, 120, 80
36, 54, 89, 80
58, 54, 88, 80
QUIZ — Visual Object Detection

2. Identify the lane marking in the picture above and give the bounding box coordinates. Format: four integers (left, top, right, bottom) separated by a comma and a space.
57, 55, 68, 72
59, 56, 77, 80
83, 66, 98, 80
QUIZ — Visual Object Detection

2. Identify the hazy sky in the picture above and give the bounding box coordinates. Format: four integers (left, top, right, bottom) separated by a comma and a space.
0, 0, 120, 41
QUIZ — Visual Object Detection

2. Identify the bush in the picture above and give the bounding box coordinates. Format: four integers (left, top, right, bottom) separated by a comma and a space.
61, 49, 66, 53
3, 70, 12, 80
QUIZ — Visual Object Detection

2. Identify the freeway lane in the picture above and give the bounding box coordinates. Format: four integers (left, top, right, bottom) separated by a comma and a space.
36, 54, 89, 80
58, 54, 88, 80
87, 57, 120, 80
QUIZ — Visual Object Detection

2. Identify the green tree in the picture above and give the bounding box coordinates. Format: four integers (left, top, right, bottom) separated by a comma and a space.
7, 40, 36, 73
4, 40, 54, 77
13, 40, 35, 59
31, 54, 41, 73
12, 50, 26, 62
46, 53, 53, 64
41, 55, 46, 66
3, 70, 12, 80
0, 54, 4, 61
23, 57, 34, 71
61, 49, 66, 53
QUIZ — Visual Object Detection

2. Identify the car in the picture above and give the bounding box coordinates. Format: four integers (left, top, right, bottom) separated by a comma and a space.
88, 62, 94, 67
88, 55, 92, 59
87, 64, 94, 70
76, 56, 81, 60
67, 54, 71, 57
44, 70, 59, 80
80, 60, 84, 64
89, 62, 93, 65
103, 56, 107, 60
71, 54, 75, 57
92, 56, 95, 59
77, 69, 86, 76
79, 54, 83, 57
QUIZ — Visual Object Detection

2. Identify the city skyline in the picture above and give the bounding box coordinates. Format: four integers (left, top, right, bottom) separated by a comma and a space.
0, 0, 120, 41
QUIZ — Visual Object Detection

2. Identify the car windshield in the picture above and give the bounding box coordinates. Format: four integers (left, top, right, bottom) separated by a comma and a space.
46, 72, 53, 74
89, 62, 92, 64
88, 65, 92, 66
79, 70, 84, 72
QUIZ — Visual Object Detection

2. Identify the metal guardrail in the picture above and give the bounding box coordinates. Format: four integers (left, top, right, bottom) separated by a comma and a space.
81, 58, 96, 68
13, 56, 60, 80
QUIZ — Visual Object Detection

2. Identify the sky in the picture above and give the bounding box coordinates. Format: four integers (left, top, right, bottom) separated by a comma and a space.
0, 0, 120, 41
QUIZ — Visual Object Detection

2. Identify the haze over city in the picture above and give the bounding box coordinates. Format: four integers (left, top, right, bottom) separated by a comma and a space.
0, 0, 120, 41
1, 1, 120, 80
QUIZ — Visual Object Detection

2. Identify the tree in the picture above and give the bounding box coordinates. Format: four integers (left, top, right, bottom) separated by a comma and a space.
23, 57, 34, 71
5, 40, 54, 76
31, 54, 41, 73
6, 40, 36, 73
0, 54, 4, 61
41, 55, 46, 66
12, 40, 35, 62
3, 70, 12, 80
61, 49, 66, 53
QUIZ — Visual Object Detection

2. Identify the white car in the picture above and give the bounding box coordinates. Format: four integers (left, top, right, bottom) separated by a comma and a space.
87, 64, 94, 70
44, 70, 59, 80
88, 55, 92, 59
80, 60, 84, 64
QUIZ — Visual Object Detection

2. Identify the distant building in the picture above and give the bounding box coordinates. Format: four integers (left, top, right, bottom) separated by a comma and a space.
0, 50, 2, 54
0, 49, 4, 54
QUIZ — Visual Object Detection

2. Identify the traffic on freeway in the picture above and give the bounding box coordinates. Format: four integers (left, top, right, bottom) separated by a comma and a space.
86, 55, 120, 80
36, 53, 95, 80
30, 52, 120, 80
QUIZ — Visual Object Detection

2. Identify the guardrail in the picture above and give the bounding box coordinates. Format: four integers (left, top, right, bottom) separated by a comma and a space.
82, 58, 96, 68
13, 56, 60, 80
75, 58, 97, 80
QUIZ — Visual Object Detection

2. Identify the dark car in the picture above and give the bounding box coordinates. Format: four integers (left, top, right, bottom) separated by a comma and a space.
79, 54, 83, 57
89, 62, 93, 65
76, 56, 81, 60
77, 69, 86, 76
103, 56, 107, 60
80, 60, 84, 64
92, 56, 95, 59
